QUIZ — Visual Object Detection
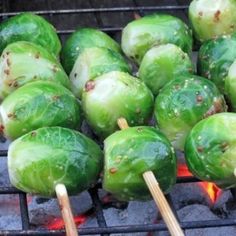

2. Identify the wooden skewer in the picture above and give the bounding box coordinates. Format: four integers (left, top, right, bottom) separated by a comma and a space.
117, 118, 184, 236
55, 184, 79, 236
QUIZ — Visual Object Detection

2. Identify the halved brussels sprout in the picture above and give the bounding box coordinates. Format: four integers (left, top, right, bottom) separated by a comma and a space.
198, 33, 236, 93
0, 80, 81, 140
138, 44, 194, 96
0, 41, 70, 100
121, 14, 192, 64
61, 28, 121, 74
154, 75, 227, 150
185, 112, 236, 189
8, 126, 103, 197
70, 47, 131, 98
103, 126, 176, 201
82, 71, 154, 139
189, 0, 236, 43
0, 13, 61, 56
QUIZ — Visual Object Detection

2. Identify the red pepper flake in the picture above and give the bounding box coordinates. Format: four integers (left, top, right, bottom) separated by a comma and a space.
85, 81, 95, 92
197, 146, 204, 152
214, 10, 221, 22
109, 167, 117, 174
196, 95, 203, 103
0, 125, 4, 132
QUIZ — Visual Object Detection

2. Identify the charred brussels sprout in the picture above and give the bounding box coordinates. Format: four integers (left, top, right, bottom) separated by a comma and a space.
0, 80, 81, 140
103, 126, 176, 201
189, 0, 236, 43
61, 28, 121, 74
185, 113, 236, 189
70, 47, 131, 98
139, 44, 194, 96
198, 34, 236, 93
8, 127, 103, 197
0, 13, 61, 56
154, 75, 227, 151
82, 71, 154, 139
225, 60, 236, 111
0, 41, 70, 100
121, 14, 192, 64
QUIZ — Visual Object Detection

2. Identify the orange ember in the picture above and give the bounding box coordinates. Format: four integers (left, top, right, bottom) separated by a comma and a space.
199, 182, 222, 203
47, 214, 87, 230
177, 163, 193, 177
177, 164, 222, 203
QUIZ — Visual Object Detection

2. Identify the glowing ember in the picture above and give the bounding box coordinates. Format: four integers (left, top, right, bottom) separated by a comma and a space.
47, 215, 87, 230
177, 164, 222, 203
177, 163, 193, 177
199, 182, 222, 203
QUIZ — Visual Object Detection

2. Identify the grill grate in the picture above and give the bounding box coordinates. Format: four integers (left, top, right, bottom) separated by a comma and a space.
1, 1, 236, 235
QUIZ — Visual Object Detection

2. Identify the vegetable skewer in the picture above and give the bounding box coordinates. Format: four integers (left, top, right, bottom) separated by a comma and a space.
55, 184, 78, 236
117, 118, 184, 236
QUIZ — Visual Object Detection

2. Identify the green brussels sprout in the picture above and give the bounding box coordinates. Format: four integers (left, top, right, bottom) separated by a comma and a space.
8, 126, 103, 197
121, 14, 192, 64
82, 71, 154, 139
189, 0, 236, 43
138, 44, 194, 96
185, 112, 236, 189
198, 34, 236, 93
70, 47, 131, 98
0, 13, 61, 56
225, 60, 236, 111
0, 41, 70, 100
0, 80, 81, 140
61, 28, 121, 74
103, 126, 176, 201
154, 75, 227, 151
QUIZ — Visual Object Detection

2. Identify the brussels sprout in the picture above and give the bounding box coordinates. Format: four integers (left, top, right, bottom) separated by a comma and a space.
61, 28, 121, 74
154, 75, 227, 151
0, 13, 61, 56
103, 126, 176, 201
8, 126, 103, 197
82, 71, 154, 139
185, 112, 236, 189
121, 14, 192, 64
0, 80, 81, 140
225, 60, 236, 111
138, 44, 194, 96
70, 47, 131, 98
0, 41, 70, 100
189, 0, 236, 43
198, 34, 236, 93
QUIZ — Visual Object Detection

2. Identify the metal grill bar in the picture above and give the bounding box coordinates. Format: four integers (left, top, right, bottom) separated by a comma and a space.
0, 6, 188, 17
19, 193, 30, 230
1, 218, 236, 235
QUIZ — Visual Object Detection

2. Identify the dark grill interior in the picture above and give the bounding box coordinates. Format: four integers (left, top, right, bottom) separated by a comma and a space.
1, 1, 236, 235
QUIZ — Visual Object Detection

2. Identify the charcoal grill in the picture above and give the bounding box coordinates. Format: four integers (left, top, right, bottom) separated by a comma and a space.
1, 0, 236, 235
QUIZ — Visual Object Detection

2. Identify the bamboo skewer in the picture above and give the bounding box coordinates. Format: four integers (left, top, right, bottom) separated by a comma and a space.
117, 118, 184, 236
55, 184, 79, 236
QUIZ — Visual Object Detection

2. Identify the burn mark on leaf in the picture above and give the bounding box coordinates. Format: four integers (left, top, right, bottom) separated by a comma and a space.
197, 146, 204, 152
7, 113, 16, 119
4, 69, 10, 75
31, 131, 37, 137
6, 58, 11, 66
196, 95, 203, 103
35, 52, 40, 59
109, 167, 117, 174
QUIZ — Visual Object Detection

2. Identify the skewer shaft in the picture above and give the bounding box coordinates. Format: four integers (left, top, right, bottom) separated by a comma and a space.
143, 171, 184, 236
55, 184, 79, 236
